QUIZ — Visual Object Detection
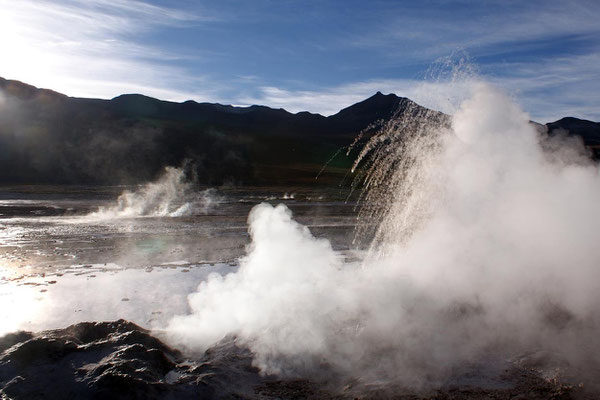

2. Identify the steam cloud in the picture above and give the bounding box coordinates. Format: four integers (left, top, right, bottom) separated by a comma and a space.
85, 166, 225, 221
167, 83, 600, 388
90, 166, 192, 218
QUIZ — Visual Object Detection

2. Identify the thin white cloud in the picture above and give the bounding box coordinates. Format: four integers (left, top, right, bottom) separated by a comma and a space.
350, 0, 600, 63
240, 83, 401, 116
235, 1, 600, 121
243, 53, 600, 123
488, 53, 600, 122
0, 0, 597, 122
80, 0, 205, 24
0, 0, 218, 101
239, 78, 475, 117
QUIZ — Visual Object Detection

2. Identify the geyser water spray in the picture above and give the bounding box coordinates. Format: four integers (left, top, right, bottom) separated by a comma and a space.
167, 81, 600, 389
90, 166, 192, 218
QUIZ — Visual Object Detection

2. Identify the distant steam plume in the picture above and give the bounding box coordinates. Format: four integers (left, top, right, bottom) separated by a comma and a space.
90, 166, 192, 218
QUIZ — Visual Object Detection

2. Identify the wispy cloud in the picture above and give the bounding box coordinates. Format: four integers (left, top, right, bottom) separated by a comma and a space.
0, 0, 597, 121
0, 0, 219, 101
243, 51, 600, 123
240, 78, 475, 117
349, 0, 600, 64
239, 83, 404, 116
488, 53, 600, 122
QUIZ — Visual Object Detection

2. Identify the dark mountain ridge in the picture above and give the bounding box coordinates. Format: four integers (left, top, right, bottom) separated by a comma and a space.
0, 77, 597, 186
546, 117, 600, 147
0, 78, 408, 185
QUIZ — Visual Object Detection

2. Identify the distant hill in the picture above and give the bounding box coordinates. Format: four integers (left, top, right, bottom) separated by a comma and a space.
0, 78, 416, 185
546, 117, 600, 156
0, 77, 597, 185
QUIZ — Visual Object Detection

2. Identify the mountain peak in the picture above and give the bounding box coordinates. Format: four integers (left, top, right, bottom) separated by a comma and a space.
330, 91, 403, 119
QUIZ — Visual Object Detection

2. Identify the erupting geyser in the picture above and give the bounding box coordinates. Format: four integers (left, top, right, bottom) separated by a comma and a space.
91, 166, 192, 218
167, 82, 600, 389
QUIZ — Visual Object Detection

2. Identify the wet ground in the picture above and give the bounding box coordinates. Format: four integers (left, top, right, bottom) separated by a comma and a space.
0, 185, 360, 334
0, 185, 359, 269
1, 185, 596, 399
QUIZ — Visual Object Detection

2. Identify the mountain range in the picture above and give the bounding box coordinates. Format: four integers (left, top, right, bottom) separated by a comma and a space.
0, 77, 598, 186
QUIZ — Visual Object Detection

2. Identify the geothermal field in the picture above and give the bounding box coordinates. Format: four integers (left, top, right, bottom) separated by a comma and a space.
2, 82, 600, 399
1, 1, 600, 399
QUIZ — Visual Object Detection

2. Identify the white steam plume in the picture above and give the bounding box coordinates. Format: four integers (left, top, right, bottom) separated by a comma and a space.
90, 166, 192, 218
167, 82, 600, 388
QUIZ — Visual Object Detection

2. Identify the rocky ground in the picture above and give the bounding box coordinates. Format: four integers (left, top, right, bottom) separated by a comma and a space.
0, 320, 593, 399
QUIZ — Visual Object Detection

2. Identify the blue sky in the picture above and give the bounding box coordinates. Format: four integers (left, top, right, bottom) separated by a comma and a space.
1, 0, 599, 122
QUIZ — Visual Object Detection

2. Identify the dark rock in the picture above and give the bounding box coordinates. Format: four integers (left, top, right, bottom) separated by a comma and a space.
0, 331, 33, 352
0, 320, 592, 399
